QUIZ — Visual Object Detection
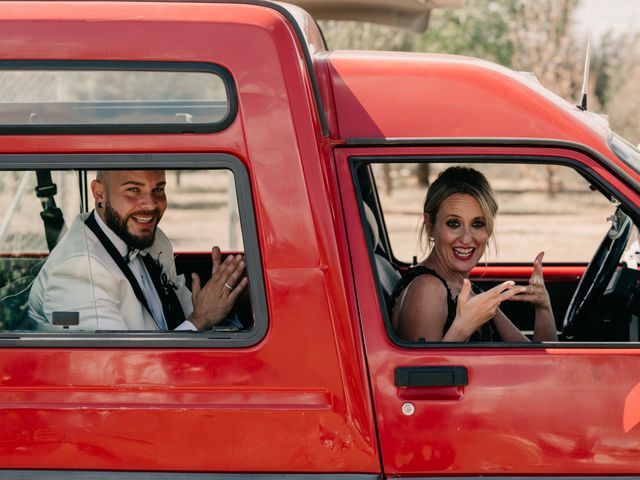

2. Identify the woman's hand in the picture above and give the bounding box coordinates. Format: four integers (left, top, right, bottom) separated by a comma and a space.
507, 251, 557, 341
447, 279, 525, 341
509, 252, 552, 310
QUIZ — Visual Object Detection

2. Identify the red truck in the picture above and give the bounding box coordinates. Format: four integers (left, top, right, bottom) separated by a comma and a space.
0, 1, 639, 478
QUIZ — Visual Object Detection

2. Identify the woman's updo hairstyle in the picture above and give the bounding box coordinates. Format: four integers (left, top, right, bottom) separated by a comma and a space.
421, 166, 498, 249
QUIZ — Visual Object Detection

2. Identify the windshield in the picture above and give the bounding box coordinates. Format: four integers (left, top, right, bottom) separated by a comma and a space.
610, 133, 640, 175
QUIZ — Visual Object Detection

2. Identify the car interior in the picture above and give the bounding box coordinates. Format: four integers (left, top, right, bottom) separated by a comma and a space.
355, 160, 640, 344
0, 168, 254, 333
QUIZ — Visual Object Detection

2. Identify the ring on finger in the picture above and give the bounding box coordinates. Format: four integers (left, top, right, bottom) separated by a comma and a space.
224, 282, 234, 291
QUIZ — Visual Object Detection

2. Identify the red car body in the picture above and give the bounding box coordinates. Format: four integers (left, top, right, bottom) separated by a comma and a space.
0, 1, 639, 478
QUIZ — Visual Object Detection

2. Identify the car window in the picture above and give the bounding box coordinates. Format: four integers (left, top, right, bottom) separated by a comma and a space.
361, 160, 639, 345
373, 162, 617, 263
0, 163, 266, 346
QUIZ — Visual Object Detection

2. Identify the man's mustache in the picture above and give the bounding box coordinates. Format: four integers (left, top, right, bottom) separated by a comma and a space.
128, 210, 161, 219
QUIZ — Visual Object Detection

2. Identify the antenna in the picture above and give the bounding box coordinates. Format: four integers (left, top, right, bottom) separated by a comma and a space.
578, 35, 591, 111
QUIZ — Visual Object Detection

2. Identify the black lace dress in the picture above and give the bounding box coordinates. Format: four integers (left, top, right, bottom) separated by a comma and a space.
391, 266, 499, 342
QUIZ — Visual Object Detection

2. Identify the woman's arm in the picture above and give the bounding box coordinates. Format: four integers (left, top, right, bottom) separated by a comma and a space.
396, 276, 525, 342
532, 303, 557, 341
451, 280, 526, 341
508, 251, 558, 341
492, 308, 529, 342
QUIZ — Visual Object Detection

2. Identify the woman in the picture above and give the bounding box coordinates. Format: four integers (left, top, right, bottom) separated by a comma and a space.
391, 166, 558, 342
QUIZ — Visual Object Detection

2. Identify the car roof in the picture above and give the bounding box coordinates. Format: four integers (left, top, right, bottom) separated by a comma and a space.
319, 50, 612, 148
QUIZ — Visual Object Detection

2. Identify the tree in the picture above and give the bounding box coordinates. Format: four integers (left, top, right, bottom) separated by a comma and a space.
419, 0, 585, 195
507, 0, 583, 197
418, 0, 517, 67
412, 0, 516, 188
606, 42, 640, 145
508, 0, 582, 101
595, 33, 640, 145
319, 20, 415, 51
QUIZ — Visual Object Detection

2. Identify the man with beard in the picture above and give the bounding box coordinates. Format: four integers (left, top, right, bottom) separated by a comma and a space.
28, 170, 247, 331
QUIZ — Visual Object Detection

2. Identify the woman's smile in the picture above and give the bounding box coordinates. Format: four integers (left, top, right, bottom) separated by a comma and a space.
428, 193, 490, 275
452, 246, 475, 261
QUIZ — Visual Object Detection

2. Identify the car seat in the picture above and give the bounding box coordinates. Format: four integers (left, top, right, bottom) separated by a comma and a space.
0, 258, 45, 331
363, 203, 401, 307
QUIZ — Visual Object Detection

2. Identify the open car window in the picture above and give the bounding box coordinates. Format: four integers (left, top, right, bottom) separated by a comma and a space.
359, 160, 640, 345
375, 163, 621, 263
0, 162, 266, 347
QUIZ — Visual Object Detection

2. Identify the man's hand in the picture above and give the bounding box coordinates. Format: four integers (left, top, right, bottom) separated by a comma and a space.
188, 246, 248, 330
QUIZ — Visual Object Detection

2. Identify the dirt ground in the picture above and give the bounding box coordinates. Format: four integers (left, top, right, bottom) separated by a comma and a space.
373, 163, 623, 264
383, 209, 614, 264
1, 168, 632, 266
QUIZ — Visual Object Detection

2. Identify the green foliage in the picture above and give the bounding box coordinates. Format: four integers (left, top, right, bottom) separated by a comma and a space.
0, 258, 43, 330
418, 0, 517, 66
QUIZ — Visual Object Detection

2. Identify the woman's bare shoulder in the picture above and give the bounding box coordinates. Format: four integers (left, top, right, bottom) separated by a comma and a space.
404, 272, 449, 301
399, 273, 449, 320
396, 274, 450, 341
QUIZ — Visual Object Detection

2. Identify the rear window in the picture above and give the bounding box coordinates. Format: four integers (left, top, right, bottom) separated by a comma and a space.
0, 157, 266, 347
0, 61, 236, 133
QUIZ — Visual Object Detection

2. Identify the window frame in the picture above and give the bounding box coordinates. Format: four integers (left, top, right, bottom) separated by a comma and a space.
0, 153, 267, 348
0, 60, 238, 135
354, 154, 639, 267
350, 152, 640, 348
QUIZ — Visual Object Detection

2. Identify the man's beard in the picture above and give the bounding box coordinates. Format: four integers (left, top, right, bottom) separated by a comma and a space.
103, 201, 159, 250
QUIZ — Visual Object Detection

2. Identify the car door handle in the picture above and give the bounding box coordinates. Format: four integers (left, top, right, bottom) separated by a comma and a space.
395, 366, 468, 387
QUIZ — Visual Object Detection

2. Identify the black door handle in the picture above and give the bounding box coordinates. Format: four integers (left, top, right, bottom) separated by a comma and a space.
395, 366, 468, 387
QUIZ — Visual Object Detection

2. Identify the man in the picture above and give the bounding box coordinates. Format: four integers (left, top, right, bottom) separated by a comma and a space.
28, 170, 247, 331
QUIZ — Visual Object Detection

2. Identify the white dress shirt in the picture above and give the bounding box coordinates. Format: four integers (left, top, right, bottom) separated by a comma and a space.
93, 214, 176, 330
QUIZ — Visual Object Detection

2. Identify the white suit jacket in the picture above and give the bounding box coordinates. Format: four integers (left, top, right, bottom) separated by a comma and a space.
28, 213, 193, 331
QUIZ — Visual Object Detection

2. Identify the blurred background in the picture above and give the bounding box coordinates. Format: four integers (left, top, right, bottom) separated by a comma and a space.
300, 0, 640, 263
1, 0, 638, 264
312, 0, 639, 146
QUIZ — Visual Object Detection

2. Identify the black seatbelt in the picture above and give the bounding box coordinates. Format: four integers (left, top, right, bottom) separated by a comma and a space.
84, 212, 153, 319
35, 170, 66, 251
141, 253, 185, 330
85, 212, 186, 331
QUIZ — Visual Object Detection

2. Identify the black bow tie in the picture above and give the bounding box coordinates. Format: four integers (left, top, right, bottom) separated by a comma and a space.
123, 246, 142, 264
140, 253, 184, 330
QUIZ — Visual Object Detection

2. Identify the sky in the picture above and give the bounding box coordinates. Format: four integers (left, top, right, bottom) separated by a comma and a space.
575, 0, 640, 39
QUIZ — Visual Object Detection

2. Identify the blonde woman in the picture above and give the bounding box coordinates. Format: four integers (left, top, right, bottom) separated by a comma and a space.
391, 166, 558, 343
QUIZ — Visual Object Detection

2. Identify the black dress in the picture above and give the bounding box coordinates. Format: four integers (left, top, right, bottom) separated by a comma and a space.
391, 266, 498, 342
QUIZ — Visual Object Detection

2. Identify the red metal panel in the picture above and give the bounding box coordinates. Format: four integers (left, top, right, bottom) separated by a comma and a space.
471, 265, 587, 283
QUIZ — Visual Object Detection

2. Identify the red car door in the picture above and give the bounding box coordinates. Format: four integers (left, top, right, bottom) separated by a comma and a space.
337, 145, 640, 477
